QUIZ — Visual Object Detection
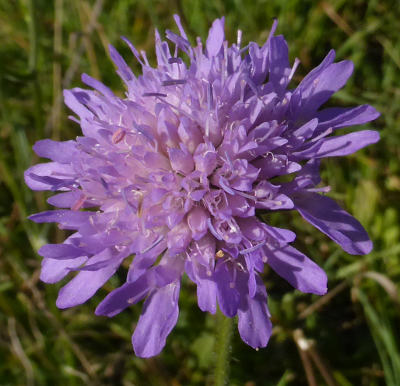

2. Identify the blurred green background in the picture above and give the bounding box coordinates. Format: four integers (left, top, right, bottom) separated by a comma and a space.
1, 0, 400, 385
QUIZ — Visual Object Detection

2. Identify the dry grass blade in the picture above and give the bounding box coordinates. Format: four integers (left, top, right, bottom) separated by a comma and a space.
293, 329, 318, 386
359, 271, 400, 306
320, 1, 353, 36
8, 318, 35, 386
299, 280, 349, 319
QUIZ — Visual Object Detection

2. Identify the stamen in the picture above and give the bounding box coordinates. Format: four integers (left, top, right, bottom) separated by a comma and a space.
140, 50, 150, 66
121, 36, 144, 66
112, 128, 126, 144
309, 127, 333, 143
168, 57, 182, 64
100, 177, 109, 191
207, 82, 214, 111
207, 218, 222, 240
71, 194, 86, 211
234, 190, 257, 201
142, 92, 167, 97
215, 250, 224, 259
237, 29, 242, 48
307, 186, 331, 193
162, 79, 186, 86
239, 240, 267, 255
139, 235, 164, 254
289, 58, 300, 81
219, 177, 235, 195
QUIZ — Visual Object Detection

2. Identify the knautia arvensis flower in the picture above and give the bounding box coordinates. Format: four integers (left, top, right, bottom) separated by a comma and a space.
25, 16, 379, 357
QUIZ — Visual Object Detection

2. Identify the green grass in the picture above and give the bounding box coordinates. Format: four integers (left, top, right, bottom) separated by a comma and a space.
1, 0, 400, 385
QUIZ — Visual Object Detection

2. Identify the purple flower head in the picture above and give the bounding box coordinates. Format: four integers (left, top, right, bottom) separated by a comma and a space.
25, 16, 380, 357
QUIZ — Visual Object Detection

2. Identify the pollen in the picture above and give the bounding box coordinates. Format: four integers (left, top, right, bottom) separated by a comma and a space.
215, 249, 225, 259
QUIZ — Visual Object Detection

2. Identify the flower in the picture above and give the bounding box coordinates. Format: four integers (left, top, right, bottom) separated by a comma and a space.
25, 16, 380, 357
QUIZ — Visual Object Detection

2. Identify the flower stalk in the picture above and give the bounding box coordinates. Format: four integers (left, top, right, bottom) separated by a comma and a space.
214, 309, 233, 386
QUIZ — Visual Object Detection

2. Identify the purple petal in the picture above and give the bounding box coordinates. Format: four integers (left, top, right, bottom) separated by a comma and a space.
24, 163, 74, 191
168, 147, 194, 174
33, 139, 77, 163
206, 18, 225, 57
215, 262, 240, 317
293, 54, 353, 118
262, 224, 296, 245
127, 240, 167, 282
47, 191, 82, 208
265, 244, 327, 295
81, 73, 115, 99
316, 104, 380, 133
294, 130, 380, 159
132, 282, 180, 358
197, 279, 217, 314
40, 256, 88, 284
254, 156, 301, 179
63, 89, 93, 120
295, 192, 372, 254
108, 44, 134, 83
38, 243, 85, 260
237, 276, 272, 349
56, 249, 120, 308
167, 221, 192, 255
187, 207, 208, 241
268, 35, 290, 91
29, 210, 90, 228
95, 273, 151, 317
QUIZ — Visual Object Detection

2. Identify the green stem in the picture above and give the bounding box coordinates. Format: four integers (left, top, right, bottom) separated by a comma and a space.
214, 309, 233, 386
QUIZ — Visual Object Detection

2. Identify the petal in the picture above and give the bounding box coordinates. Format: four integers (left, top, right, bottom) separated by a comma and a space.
297, 50, 336, 93
56, 249, 120, 308
227, 194, 255, 217
167, 221, 192, 255
177, 117, 202, 153
262, 224, 296, 245
33, 139, 77, 163
206, 18, 225, 57
95, 273, 151, 317
268, 35, 290, 92
63, 89, 93, 120
29, 210, 90, 228
237, 217, 266, 241
127, 240, 167, 282
187, 207, 208, 241
197, 279, 217, 314
294, 192, 372, 255
192, 234, 216, 268
305, 61, 353, 111
238, 276, 272, 349
47, 191, 82, 208
168, 147, 194, 174
254, 156, 301, 179
40, 256, 88, 284
108, 45, 134, 83
81, 73, 115, 99
132, 282, 180, 358
294, 130, 380, 159
316, 104, 380, 133
215, 263, 240, 317
38, 243, 85, 260
24, 163, 74, 191
265, 244, 328, 295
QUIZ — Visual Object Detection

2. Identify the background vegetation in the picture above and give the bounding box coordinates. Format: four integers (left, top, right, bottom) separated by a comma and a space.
1, 0, 400, 385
